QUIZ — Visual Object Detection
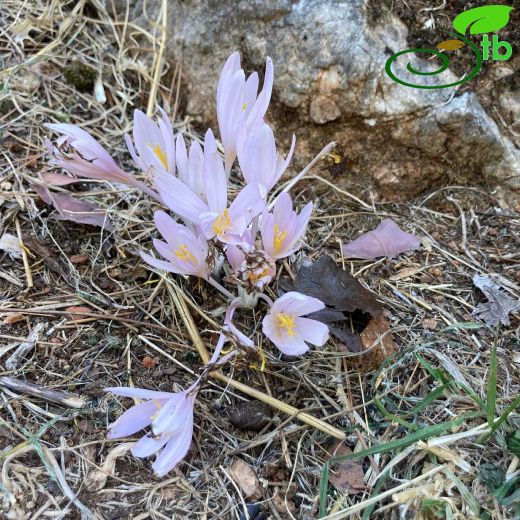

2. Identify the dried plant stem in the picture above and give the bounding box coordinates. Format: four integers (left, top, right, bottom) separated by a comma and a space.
146, 0, 168, 116
171, 282, 346, 441
0, 376, 86, 409
269, 141, 336, 210
15, 217, 33, 288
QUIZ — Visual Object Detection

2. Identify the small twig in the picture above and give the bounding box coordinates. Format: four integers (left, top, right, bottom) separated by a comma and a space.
268, 141, 336, 210
0, 376, 87, 409
15, 217, 33, 288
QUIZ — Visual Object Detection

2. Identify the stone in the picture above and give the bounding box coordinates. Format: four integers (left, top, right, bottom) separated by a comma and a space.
112, 0, 520, 204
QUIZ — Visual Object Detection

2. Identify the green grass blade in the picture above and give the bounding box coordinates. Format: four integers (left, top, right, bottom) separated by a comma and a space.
318, 411, 482, 517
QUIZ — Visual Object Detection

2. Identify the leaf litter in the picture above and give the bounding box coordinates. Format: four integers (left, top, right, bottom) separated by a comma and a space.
472, 274, 520, 326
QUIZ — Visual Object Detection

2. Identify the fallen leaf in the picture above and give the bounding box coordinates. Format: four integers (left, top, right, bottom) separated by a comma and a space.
472, 274, 520, 326
436, 39, 465, 51
389, 266, 421, 281
342, 219, 421, 259
33, 184, 114, 230
328, 441, 367, 494
70, 254, 89, 264
65, 306, 92, 320
281, 255, 383, 317
0, 233, 22, 259
359, 315, 398, 369
227, 401, 273, 432
228, 459, 262, 500
2, 313, 25, 325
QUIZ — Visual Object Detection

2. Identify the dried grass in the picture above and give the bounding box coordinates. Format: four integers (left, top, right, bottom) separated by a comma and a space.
1, 1, 520, 519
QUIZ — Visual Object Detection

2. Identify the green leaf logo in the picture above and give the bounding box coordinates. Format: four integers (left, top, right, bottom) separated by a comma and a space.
453, 5, 514, 35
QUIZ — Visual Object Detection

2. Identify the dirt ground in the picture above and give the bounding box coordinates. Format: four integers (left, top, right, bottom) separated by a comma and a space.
1, 1, 520, 519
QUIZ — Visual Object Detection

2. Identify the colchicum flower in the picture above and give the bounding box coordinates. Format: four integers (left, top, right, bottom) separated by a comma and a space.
262, 292, 329, 356
260, 193, 312, 260
217, 51, 274, 174
175, 134, 205, 202
237, 123, 296, 195
46, 123, 159, 200
106, 385, 196, 477
140, 210, 210, 278
156, 129, 265, 244
125, 108, 176, 176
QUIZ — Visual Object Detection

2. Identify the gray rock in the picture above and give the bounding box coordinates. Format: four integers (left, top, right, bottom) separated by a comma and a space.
113, 0, 520, 204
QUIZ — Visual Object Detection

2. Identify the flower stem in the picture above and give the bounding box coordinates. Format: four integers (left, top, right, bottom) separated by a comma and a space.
207, 276, 235, 300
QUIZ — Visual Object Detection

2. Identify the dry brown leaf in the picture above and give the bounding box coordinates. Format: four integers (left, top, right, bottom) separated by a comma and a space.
65, 306, 92, 320
357, 315, 398, 370
389, 266, 420, 281
70, 254, 89, 264
328, 441, 367, 494
281, 255, 383, 318
2, 313, 26, 325
228, 459, 262, 500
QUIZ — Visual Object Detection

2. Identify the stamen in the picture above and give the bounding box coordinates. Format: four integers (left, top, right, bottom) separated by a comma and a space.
273, 224, 287, 254
152, 144, 168, 169
175, 244, 198, 265
241, 102, 248, 112
212, 208, 231, 235
275, 312, 295, 336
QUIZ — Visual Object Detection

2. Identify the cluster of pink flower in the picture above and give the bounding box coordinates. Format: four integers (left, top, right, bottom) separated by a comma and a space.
43, 52, 329, 476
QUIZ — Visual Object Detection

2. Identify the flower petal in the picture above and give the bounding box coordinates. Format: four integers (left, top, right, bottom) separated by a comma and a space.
152, 417, 194, 476
105, 387, 175, 400
272, 292, 325, 316
155, 170, 208, 223
132, 434, 169, 458
295, 317, 329, 346
107, 400, 157, 439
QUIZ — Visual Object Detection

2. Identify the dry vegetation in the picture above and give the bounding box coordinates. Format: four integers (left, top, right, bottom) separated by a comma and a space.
1, 1, 520, 519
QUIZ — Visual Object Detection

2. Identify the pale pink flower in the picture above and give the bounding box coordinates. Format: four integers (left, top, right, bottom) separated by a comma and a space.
156, 129, 265, 244
140, 210, 209, 278
217, 51, 274, 174
262, 292, 329, 356
125, 108, 176, 175
46, 123, 160, 200
106, 385, 196, 477
260, 193, 312, 260
237, 123, 295, 195
175, 134, 205, 201
33, 183, 114, 230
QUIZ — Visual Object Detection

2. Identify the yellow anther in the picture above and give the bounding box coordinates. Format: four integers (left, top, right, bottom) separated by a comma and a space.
152, 144, 168, 169
175, 244, 198, 265
275, 312, 296, 336
242, 102, 248, 112
212, 208, 231, 235
273, 224, 287, 254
